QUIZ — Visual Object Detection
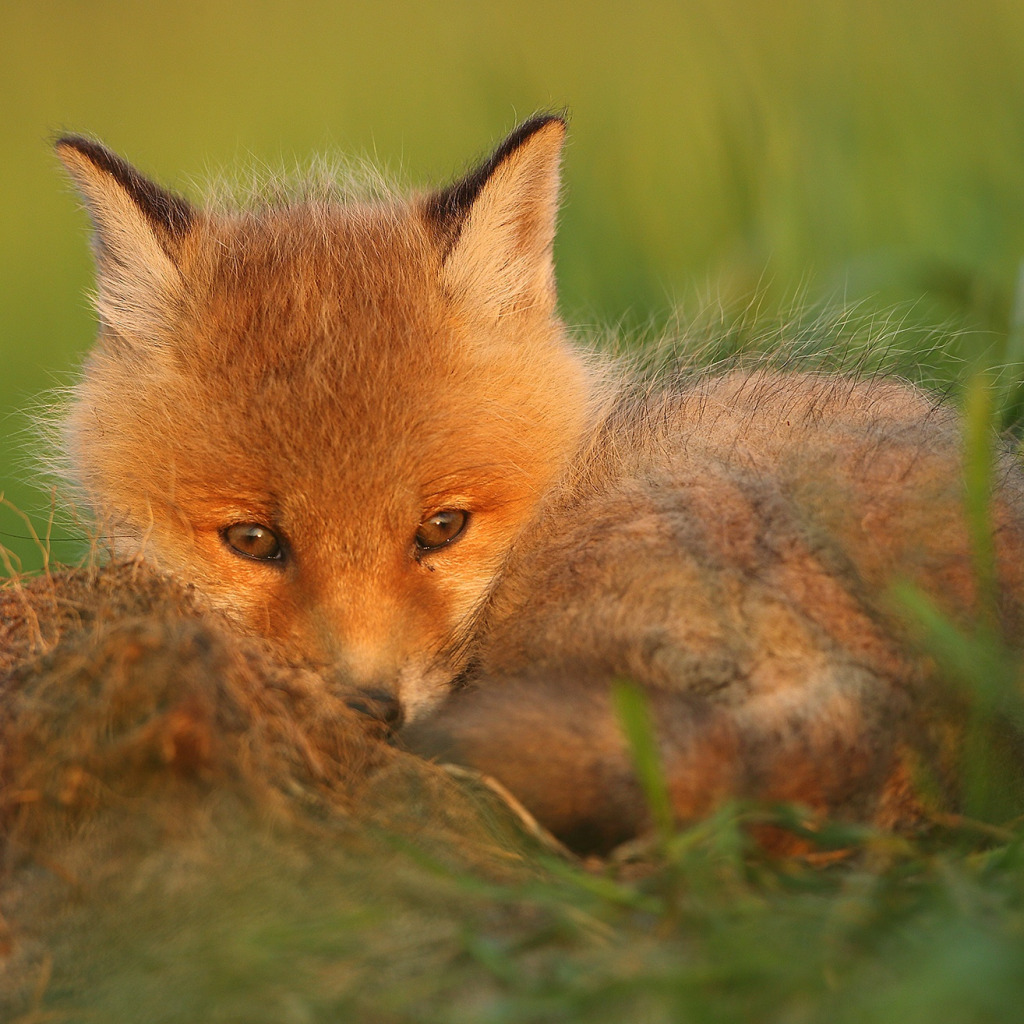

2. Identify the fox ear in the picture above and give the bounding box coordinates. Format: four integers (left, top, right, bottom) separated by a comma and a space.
424, 114, 566, 320
56, 135, 195, 343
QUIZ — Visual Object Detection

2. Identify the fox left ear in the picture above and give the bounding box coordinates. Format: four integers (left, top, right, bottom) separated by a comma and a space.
423, 114, 566, 321
56, 135, 195, 345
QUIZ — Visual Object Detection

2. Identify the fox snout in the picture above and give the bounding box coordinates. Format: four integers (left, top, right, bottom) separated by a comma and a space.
344, 687, 405, 730
302, 619, 459, 733
307, 629, 409, 731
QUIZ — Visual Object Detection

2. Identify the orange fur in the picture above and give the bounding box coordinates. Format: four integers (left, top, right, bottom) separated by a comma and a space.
56, 119, 1024, 854
57, 118, 600, 721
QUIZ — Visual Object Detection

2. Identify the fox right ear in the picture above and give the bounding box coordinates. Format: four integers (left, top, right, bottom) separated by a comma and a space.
56, 135, 195, 343
423, 115, 567, 322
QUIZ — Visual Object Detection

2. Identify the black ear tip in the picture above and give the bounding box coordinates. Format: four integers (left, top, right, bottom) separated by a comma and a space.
499, 112, 568, 155
424, 112, 569, 248
54, 133, 138, 187
54, 132, 112, 158
516, 111, 569, 136
54, 133, 195, 242
55, 133, 101, 160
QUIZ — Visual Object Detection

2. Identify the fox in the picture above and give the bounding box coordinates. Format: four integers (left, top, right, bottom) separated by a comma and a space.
54, 115, 1024, 854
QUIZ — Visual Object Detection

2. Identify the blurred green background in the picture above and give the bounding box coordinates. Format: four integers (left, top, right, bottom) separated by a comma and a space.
3, 0, 1024, 574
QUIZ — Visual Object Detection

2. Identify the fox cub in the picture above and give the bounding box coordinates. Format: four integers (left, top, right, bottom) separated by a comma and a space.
57, 116, 1024, 853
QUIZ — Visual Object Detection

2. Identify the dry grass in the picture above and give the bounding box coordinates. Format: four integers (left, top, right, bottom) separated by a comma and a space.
0, 563, 563, 1019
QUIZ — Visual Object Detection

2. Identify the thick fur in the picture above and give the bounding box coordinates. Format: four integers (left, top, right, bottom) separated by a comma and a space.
407, 372, 1024, 849
55, 120, 1024, 854
56, 117, 600, 722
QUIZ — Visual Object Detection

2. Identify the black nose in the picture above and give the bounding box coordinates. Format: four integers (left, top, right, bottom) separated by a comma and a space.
345, 688, 404, 729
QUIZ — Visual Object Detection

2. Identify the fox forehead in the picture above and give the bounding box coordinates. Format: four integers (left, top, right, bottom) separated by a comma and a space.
182, 203, 451, 366
58, 117, 593, 580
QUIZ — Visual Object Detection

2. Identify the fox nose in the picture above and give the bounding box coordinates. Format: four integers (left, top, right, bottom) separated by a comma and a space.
345, 688, 404, 730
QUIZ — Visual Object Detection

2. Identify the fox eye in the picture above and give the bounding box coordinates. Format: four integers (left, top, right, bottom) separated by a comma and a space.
222, 522, 284, 562
415, 510, 468, 551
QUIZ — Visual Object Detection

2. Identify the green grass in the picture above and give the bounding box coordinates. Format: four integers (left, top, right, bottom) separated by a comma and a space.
17, 802, 1024, 1023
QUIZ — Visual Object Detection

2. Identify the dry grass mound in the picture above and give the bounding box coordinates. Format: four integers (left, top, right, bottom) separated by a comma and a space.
0, 564, 551, 1019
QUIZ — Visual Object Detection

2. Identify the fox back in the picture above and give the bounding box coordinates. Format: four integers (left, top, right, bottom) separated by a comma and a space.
407, 370, 1024, 849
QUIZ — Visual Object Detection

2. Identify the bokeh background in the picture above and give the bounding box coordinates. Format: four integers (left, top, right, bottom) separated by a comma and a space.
3, 0, 1024, 574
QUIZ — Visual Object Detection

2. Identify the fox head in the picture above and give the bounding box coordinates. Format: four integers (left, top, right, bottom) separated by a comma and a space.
57, 116, 597, 721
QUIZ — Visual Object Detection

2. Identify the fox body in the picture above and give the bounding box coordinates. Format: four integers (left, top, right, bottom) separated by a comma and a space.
57, 118, 1024, 852
409, 372, 1024, 848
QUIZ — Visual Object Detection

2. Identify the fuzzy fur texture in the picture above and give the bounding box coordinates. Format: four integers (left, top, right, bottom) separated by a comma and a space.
54, 119, 1024, 853
409, 371, 1024, 849
57, 117, 599, 723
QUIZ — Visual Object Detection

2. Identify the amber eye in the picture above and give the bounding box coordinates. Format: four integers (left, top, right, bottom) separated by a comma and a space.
222, 522, 284, 562
415, 510, 468, 551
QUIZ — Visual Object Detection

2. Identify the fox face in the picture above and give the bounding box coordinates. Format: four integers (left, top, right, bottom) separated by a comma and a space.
58, 118, 597, 719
